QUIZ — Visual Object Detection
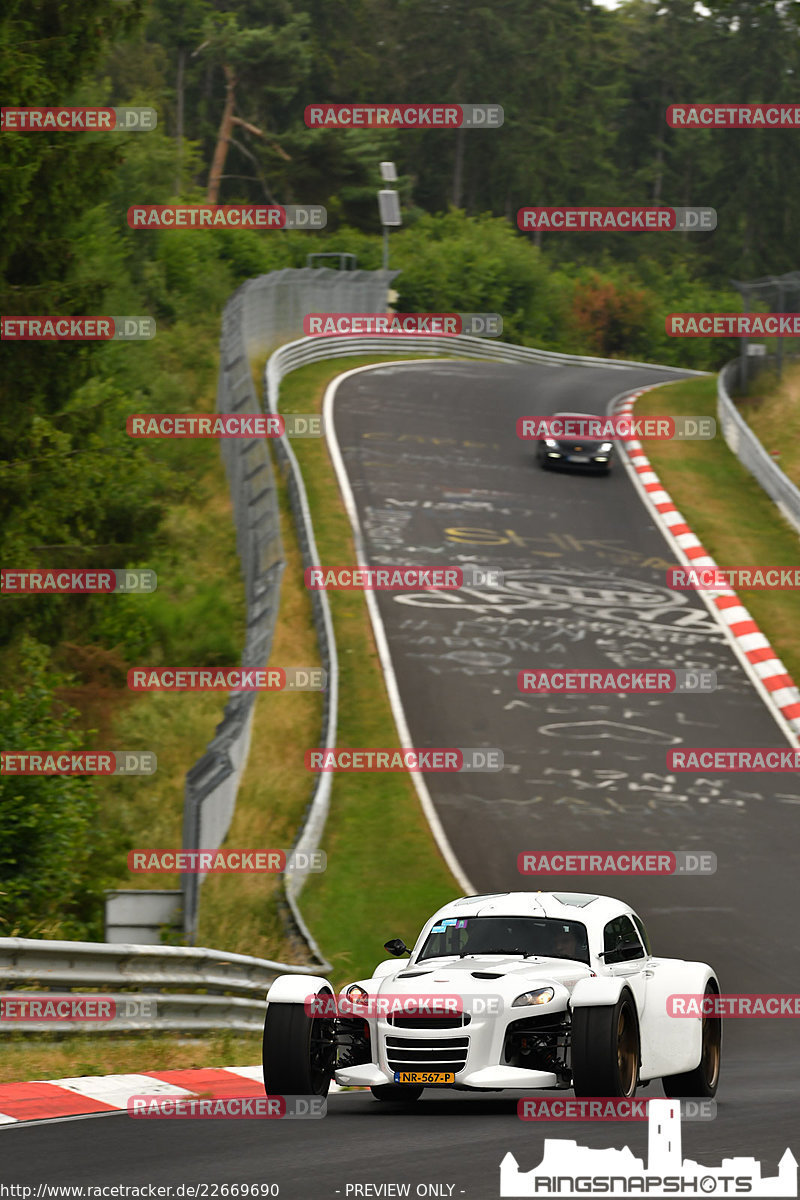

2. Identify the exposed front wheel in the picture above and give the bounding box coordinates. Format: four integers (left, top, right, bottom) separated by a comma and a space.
662, 982, 721, 1098
571, 992, 639, 1098
262, 998, 336, 1098
370, 1084, 424, 1103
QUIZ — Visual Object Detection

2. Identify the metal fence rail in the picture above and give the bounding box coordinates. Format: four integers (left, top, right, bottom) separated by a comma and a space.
0, 938, 320, 1032
718, 358, 800, 537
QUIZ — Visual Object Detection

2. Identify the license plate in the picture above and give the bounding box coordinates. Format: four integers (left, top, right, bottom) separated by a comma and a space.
569, 455, 590, 462
393, 1071, 455, 1085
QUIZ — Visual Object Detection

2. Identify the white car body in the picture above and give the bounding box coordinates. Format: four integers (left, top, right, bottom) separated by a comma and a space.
266, 890, 718, 1092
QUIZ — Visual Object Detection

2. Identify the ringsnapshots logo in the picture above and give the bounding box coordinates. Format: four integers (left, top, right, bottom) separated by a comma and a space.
305, 565, 503, 589
518, 207, 716, 232
0, 751, 156, 775
0, 996, 158, 1022
305, 748, 503, 772
127, 1095, 325, 1119
128, 849, 326, 873
668, 103, 800, 128
1, 569, 156, 593
304, 103, 503, 128
517, 1098, 716, 1122
668, 565, 800, 590
668, 748, 800, 772
517, 414, 715, 441
519, 669, 716, 694
1, 107, 157, 131
126, 414, 320, 438
517, 851, 716, 876
128, 205, 326, 230
667, 313, 800, 336
500, 1099, 796, 1197
127, 668, 325, 691
302, 313, 503, 337
1, 317, 155, 340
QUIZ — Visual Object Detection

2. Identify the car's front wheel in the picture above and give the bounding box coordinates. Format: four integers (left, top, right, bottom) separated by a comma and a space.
262, 996, 336, 1098
662, 981, 721, 1098
370, 1084, 424, 1103
571, 991, 639, 1098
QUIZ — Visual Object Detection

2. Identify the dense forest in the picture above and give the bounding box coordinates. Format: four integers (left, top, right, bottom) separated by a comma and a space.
2, 0, 799, 936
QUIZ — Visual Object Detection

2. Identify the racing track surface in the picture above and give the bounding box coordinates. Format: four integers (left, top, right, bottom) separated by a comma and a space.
3, 360, 798, 1196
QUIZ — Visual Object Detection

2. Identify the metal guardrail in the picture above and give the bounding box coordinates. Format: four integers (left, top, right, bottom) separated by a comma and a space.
180, 269, 396, 956
0, 938, 319, 1032
718, 358, 800, 536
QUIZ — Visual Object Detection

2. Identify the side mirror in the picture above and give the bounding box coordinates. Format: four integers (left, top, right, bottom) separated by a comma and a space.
602, 939, 645, 965
384, 938, 411, 957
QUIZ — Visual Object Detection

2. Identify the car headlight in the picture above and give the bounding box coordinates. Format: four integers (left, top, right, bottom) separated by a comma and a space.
599, 442, 613, 451
544, 438, 558, 448
512, 987, 555, 1007
344, 984, 369, 1004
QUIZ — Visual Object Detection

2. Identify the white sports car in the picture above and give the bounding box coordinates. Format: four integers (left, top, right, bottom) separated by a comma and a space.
262, 891, 721, 1103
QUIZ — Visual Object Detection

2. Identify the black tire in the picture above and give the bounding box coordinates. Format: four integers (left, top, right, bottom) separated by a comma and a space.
370, 1085, 424, 1103
662, 981, 722, 1099
571, 992, 639, 1098
262, 998, 336, 1098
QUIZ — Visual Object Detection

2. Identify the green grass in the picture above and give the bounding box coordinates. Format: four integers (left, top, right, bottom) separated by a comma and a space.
635, 376, 800, 685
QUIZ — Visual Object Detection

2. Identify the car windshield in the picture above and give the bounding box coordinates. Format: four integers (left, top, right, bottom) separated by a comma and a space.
417, 916, 590, 965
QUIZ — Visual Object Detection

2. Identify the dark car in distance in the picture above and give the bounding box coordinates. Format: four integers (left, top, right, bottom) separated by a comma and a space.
536, 411, 615, 474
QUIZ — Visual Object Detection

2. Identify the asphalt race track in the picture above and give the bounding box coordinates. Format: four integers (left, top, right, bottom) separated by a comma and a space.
3, 359, 798, 1196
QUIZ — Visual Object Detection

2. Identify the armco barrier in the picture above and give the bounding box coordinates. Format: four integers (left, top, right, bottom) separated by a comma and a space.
180, 269, 395, 959
717, 358, 800, 536
0, 938, 320, 1032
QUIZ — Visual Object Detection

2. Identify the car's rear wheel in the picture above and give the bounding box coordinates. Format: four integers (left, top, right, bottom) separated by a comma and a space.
571, 992, 639, 1098
662, 981, 721, 1098
262, 997, 336, 1098
370, 1084, 424, 1103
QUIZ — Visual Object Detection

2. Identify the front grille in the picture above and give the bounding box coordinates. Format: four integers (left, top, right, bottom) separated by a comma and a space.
387, 1014, 470, 1029
385, 1035, 469, 1074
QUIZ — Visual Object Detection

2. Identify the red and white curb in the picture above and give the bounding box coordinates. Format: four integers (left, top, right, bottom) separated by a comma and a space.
0, 1069, 358, 1126
614, 383, 800, 744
